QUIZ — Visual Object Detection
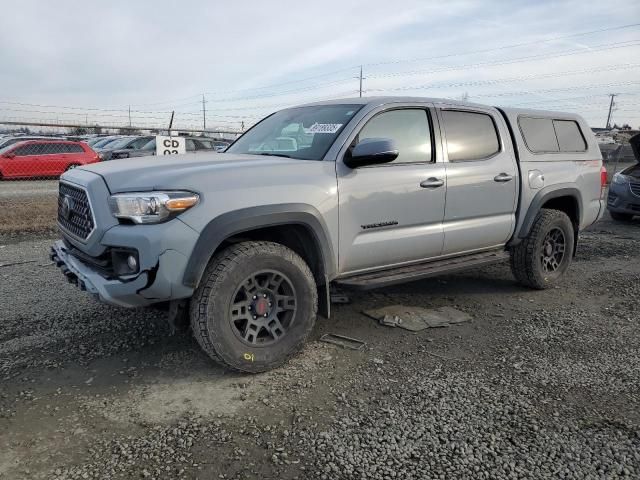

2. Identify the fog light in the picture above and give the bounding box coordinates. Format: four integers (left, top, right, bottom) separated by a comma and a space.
127, 255, 138, 271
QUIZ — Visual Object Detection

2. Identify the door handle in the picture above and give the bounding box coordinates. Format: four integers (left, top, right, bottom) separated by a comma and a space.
420, 177, 444, 188
494, 173, 513, 182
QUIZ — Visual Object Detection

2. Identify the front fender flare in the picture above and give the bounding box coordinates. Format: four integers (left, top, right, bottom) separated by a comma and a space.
182, 203, 336, 290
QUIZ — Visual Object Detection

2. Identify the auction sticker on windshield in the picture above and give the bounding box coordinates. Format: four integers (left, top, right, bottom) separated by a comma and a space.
304, 123, 343, 134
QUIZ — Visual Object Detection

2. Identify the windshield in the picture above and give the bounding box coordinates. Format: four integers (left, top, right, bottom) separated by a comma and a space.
227, 104, 362, 160
94, 137, 119, 148
0, 143, 16, 155
101, 137, 134, 150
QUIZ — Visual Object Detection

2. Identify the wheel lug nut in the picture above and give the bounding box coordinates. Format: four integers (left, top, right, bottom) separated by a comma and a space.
268, 302, 272, 307
263, 293, 267, 298
253, 315, 257, 320
263, 313, 268, 317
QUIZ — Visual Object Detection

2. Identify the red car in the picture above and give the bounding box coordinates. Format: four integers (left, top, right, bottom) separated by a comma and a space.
0, 140, 99, 179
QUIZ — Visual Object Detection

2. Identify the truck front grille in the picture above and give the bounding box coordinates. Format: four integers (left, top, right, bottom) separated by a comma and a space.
58, 182, 95, 240
630, 182, 640, 197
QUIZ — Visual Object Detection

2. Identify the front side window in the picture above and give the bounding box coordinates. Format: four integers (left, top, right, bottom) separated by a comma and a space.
442, 110, 500, 161
11, 144, 32, 156
227, 104, 362, 160
355, 109, 432, 164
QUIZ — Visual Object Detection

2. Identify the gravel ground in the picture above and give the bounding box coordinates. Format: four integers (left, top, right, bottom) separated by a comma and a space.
0, 212, 638, 479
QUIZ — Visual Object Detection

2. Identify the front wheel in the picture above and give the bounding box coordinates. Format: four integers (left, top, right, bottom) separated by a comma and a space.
190, 241, 317, 373
511, 209, 575, 289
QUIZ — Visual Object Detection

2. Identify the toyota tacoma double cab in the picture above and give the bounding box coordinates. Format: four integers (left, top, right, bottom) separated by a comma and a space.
51, 97, 605, 372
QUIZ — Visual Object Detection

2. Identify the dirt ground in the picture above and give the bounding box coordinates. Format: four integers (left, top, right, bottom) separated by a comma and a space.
0, 211, 638, 479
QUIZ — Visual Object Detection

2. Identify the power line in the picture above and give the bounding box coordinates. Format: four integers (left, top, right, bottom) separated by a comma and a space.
368, 40, 640, 79
364, 23, 640, 68
364, 63, 640, 94
474, 81, 640, 99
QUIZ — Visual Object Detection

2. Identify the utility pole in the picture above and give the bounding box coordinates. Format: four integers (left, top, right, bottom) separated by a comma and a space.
357, 66, 364, 97
606, 94, 617, 129
202, 94, 206, 130
128, 105, 132, 128
168, 111, 175, 136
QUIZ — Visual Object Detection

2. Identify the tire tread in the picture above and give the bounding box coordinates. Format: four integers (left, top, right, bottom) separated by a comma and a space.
510, 209, 573, 290
190, 241, 317, 373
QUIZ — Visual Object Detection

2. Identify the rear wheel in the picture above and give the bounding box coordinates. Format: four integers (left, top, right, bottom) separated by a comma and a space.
511, 209, 575, 289
609, 211, 634, 221
190, 241, 317, 373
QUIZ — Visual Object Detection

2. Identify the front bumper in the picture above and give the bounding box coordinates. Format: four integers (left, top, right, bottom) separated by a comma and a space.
607, 181, 640, 215
51, 240, 152, 307
51, 218, 199, 308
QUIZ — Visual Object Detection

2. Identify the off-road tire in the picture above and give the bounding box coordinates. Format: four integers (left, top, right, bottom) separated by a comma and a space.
510, 209, 575, 290
609, 211, 634, 222
190, 241, 317, 373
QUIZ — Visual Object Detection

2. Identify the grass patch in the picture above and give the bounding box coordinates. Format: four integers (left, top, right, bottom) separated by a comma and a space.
0, 196, 58, 235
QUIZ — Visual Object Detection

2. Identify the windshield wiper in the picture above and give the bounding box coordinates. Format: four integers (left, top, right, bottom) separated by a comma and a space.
257, 152, 292, 158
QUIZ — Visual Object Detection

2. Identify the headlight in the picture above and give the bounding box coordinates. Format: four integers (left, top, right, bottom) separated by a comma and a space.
109, 191, 199, 224
612, 173, 628, 185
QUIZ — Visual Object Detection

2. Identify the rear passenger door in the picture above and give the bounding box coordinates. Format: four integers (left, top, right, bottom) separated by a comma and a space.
437, 106, 518, 255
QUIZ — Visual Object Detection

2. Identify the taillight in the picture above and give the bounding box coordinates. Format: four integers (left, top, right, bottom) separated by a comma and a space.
600, 165, 607, 198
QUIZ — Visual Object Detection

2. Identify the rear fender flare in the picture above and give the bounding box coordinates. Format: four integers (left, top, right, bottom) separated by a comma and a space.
514, 185, 582, 254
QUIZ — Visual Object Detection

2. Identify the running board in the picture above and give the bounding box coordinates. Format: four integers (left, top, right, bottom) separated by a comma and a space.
335, 249, 509, 290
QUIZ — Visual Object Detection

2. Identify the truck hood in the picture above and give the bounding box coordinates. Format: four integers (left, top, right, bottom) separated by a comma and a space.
77, 152, 316, 193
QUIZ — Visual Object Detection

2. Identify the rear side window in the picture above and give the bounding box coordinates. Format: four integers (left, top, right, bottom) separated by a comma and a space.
553, 120, 586, 152
441, 110, 500, 161
357, 109, 432, 164
519, 117, 559, 152
66, 144, 85, 153
519, 116, 587, 153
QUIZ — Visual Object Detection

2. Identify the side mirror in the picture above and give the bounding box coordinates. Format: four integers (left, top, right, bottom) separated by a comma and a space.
344, 138, 398, 169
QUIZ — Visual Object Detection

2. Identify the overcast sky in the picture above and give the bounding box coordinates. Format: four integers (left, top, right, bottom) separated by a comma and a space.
0, 0, 639, 130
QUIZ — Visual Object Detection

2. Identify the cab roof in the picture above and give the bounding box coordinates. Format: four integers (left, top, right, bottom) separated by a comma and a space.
299, 96, 585, 122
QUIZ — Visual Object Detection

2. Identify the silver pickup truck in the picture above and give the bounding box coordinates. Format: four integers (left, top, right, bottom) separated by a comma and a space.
51, 97, 605, 372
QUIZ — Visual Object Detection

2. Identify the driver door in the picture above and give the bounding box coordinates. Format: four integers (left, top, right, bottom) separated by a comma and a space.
336, 105, 446, 275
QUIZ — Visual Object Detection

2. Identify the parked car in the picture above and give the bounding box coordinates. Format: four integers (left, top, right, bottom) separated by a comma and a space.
90, 136, 123, 149
607, 133, 640, 221
0, 135, 53, 149
85, 136, 112, 147
185, 137, 218, 153
108, 136, 218, 160
0, 140, 99, 179
97, 136, 153, 161
213, 140, 231, 152
51, 97, 605, 372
